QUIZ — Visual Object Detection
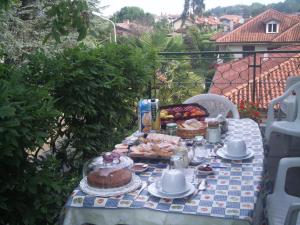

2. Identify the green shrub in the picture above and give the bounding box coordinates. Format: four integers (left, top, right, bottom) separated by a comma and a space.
0, 43, 156, 224
0, 63, 77, 225
26, 43, 156, 166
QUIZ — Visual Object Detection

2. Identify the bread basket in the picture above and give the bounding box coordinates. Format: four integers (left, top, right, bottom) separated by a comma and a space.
176, 121, 207, 139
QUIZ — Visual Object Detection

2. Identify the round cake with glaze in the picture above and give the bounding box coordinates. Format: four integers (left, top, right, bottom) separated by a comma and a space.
84, 153, 134, 189
87, 168, 132, 188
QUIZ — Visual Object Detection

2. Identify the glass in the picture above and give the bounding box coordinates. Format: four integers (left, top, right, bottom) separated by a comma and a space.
206, 121, 221, 143
166, 123, 177, 136
191, 136, 209, 165
170, 154, 185, 169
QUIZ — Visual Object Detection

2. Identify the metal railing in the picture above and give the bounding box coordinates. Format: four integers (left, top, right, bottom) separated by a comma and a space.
152, 49, 300, 109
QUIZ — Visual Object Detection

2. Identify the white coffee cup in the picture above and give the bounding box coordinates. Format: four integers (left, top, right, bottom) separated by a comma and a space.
226, 139, 247, 157
156, 169, 187, 194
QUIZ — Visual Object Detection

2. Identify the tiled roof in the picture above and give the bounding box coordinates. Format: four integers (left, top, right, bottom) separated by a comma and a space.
209, 45, 300, 109
215, 9, 300, 43
196, 16, 221, 26
210, 31, 226, 41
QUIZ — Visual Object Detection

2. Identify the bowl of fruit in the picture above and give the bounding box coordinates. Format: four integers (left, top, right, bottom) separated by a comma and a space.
160, 103, 208, 127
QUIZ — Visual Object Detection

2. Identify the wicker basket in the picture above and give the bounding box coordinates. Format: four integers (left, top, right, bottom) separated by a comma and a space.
176, 123, 207, 139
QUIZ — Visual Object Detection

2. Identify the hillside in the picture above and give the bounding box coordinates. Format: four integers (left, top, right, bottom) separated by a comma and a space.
207, 0, 300, 17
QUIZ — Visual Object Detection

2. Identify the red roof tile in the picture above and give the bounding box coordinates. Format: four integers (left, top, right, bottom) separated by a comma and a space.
224, 56, 300, 109
215, 9, 300, 43
196, 16, 221, 26
209, 45, 300, 109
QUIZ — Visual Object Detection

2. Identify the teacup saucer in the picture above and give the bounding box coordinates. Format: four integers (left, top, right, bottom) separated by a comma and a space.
217, 146, 254, 160
148, 182, 195, 199
155, 181, 190, 195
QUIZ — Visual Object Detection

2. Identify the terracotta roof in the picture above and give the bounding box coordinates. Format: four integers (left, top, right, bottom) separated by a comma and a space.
196, 16, 221, 26
210, 31, 226, 41
215, 9, 300, 43
224, 56, 300, 109
209, 45, 300, 109
220, 15, 243, 24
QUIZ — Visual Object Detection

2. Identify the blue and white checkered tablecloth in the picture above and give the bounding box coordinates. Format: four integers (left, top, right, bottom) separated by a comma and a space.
65, 119, 264, 224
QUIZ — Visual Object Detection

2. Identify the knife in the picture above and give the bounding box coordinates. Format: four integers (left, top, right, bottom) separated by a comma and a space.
188, 179, 206, 200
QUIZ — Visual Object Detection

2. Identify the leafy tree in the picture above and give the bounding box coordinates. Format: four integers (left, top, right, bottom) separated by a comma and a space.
111, 6, 155, 26
25, 44, 156, 165
183, 26, 216, 90
0, 0, 111, 63
1, 0, 92, 43
208, 0, 300, 17
155, 60, 205, 105
181, 0, 205, 26
0, 61, 72, 225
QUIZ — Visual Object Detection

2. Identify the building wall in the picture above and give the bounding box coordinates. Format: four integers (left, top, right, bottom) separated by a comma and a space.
173, 19, 194, 30
219, 44, 285, 59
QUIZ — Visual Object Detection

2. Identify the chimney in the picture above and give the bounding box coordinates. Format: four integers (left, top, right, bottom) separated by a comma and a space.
224, 25, 228, 32
124, 19, 130, 24
229, 20, 234, 31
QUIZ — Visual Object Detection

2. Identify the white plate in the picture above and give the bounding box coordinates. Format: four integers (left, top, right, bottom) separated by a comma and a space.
148, 182, 195, 199
216, 147, 254, 160
80, 174, 142, 197
155, 181, 190, 195
132, 163, 149, 173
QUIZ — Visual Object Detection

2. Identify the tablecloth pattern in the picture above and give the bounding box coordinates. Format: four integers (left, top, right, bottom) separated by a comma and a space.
65, 119, 264, 224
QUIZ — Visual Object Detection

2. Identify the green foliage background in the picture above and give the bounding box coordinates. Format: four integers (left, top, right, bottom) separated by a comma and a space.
207, 0, 300, 17
0, 1, 216, 224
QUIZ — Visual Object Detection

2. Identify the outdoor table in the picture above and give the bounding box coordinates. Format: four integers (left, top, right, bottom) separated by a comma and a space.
61, 119, 265, 225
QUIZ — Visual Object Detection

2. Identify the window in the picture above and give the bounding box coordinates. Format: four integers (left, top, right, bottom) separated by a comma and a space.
266, 21, 279, 33
242, 45, 255, 57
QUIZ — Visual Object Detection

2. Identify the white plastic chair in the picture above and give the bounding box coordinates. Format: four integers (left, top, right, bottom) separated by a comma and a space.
280, 76, 300, 121
183, 93, 240, 119
267, 157, 300, 225
265, 82, 300, 144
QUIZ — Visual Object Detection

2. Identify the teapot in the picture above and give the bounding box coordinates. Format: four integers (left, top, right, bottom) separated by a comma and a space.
173, 146, 195, 168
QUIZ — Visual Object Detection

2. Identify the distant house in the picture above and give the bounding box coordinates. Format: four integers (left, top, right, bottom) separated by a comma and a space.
211, 9, 300, 58
219, 15, 244, 32
196, 16, 221, 30
209, 45, 300, 109
116, 20, 153, 36
172, 17, 195, 32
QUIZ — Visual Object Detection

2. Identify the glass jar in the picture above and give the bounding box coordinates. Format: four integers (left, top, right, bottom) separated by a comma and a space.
216, 114, 228, 134
166, 123, 177, 136
206, 121, 221, 143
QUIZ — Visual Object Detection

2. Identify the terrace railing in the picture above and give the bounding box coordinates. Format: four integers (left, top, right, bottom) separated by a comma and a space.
152, 49, 300, 110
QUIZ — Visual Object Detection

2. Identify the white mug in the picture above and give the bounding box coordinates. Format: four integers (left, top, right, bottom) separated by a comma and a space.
156, 169, 187, 194
226, 139, 247, 157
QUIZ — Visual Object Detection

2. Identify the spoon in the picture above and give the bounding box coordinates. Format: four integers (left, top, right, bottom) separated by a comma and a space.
135, 181, 147, 199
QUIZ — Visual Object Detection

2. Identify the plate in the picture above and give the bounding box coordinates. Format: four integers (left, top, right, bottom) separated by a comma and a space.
148, 182, 195, 199
216, 147, 254, 160
155, 181, 190, 195
80, 174, 142, 197
132, 163, 149, 173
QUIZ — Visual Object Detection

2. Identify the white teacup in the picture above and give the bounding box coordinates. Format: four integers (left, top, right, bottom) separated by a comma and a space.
156, 169, 187, 194
226, 139, 247, 157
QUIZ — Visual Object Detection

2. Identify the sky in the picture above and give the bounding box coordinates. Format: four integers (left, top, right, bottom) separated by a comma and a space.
101, 0, 284, 16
